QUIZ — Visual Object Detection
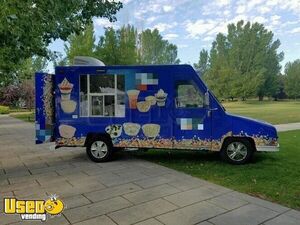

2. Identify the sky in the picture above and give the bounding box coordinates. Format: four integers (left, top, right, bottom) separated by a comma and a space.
49, 0, 300, 70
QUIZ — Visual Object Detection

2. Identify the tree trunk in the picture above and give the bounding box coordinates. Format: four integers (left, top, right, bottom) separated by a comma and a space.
258, 95, 264, 101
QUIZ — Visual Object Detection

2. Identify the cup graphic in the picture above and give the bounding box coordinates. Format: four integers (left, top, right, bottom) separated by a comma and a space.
155, 89, 168, 107
127, 90, 140, 109
145, 96, 156, 106
59, 78, 73, 101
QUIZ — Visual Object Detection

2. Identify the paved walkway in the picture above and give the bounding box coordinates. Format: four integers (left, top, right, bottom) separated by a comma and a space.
0, 116, 299, 225
275, 122, 300, 132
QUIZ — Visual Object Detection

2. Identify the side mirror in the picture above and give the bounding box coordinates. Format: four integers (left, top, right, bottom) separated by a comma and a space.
204, 91, 210, 108
175, 97, 179, 107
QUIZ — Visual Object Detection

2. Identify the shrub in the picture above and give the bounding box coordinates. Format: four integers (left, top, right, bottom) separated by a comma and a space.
0, 84, 20, 107
20, 80, 35, 110
0, 79, 35, 109
0, 105, 9, 114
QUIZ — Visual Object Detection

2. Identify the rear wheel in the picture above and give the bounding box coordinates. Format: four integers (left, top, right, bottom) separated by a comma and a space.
86, 136, 113, 162
220, 138, 254, 165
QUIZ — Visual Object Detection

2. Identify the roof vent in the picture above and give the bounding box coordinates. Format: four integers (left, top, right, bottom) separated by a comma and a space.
73, 56, 105, 66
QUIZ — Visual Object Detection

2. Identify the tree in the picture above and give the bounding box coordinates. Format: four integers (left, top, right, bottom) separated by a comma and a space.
94, 26, 180, 65
0, 0, 122, 77
118, 25, 138, 65
137, 29, 180, 64
0, 54, 46, 107
273, 74, 287, 100
65, 24, 96, 64
204, 33, 243, 100
163, 44, 180, 65
95, 27, 121, 65
202, 21, 283, 100
65, 25, 180, 66
194, 49, 209, 75
0, 84, 20, 107
0, 79, 35, 108
284, 59, 300, 99
20, 79, 35, 109
18, 56, 48, 80
0, 55, 48, 87
95, 25, 138, 65
256, 37, 284, 100
51, 52, 67, 68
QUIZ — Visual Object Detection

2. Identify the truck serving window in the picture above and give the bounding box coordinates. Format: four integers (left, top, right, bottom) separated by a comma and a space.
176, 81, 204, 108
80, 74, 125, 117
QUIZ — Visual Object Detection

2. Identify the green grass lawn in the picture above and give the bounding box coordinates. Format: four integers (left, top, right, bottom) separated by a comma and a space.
222, 100, 300, 124
10, 112, 35, 122
134, 130, 300, 209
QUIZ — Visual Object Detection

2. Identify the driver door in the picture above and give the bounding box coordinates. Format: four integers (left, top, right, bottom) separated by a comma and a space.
172, 78, 212, 150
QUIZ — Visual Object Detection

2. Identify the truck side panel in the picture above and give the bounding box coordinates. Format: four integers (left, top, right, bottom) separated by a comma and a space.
54, 66, 174, 148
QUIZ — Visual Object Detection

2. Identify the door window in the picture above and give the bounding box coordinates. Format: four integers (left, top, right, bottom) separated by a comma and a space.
175, 81, 204, 108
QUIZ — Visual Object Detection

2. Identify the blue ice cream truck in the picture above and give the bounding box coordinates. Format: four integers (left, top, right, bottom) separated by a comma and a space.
35, 57, 279, 165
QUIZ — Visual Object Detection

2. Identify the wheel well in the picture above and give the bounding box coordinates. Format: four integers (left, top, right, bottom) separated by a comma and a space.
84, 132, 112, 147
221, 136, 256, 151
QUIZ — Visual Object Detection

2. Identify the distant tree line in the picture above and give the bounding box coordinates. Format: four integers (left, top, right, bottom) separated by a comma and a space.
194, 21, 300, 100
284, 60, 300, 99
62, 24, 180, 66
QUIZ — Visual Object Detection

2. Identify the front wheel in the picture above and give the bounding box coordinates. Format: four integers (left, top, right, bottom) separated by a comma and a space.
86, 137, 113, 162
220, 138, 254, 165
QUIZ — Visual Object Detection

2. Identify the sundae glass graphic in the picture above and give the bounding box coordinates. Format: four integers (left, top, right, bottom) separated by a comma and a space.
127, 89, 140, 109
59, 78, 73, 101
155, 89, 168, 106
145, 96, 156, 106
59, 124, 76, 138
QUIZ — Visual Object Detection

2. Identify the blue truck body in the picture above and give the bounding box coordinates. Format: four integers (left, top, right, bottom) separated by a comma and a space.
35, 64, 279, 159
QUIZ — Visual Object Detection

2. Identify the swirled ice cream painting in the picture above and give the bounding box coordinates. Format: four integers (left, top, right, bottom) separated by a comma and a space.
155, 89, 168, 107
58, 78, 77, 114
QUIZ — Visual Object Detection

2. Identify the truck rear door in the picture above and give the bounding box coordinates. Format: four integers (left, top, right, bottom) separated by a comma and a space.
35, 73, 55, 144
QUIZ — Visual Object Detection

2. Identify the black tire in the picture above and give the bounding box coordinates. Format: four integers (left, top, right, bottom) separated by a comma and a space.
220, 138, 254, 165
86, 136, 113, 162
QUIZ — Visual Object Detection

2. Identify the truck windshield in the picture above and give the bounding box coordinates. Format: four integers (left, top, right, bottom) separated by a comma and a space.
209, 90, 226, 111
195, 73, 225, 111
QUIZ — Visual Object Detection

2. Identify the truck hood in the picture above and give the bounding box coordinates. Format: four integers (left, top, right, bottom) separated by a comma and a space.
226, 113, 278, 139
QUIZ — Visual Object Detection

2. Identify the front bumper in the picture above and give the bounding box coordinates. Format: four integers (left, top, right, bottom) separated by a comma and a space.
256, 144, 280, 152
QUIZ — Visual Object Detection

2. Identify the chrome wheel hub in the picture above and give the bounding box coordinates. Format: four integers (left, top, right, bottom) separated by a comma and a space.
226, 142, 248, 162
91, 141, 108, 159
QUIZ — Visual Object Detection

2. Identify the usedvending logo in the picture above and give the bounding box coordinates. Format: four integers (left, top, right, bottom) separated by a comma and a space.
3, 194, 64, 221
